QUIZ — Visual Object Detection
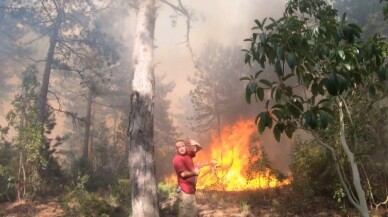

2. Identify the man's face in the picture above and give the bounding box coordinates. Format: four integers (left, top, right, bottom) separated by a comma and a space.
175, 141, 187, 155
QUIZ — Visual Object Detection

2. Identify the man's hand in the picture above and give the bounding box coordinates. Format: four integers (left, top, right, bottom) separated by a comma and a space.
188, 139, 200, 147
193, 167, 200, 176
188, 139, 202, 152
180, 167, 200, 178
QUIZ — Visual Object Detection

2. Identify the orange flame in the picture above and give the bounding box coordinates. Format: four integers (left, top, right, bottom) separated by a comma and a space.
167, 119, 290, 191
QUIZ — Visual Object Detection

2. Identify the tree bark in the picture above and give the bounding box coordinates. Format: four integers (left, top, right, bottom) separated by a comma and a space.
17, 152, 26, 201
128, 0, 159, 216
83, 87, 94, 162
338, 101, 369, 217
38, 15, 61, 126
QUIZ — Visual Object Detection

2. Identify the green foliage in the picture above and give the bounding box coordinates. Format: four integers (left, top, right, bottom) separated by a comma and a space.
242, 7, 387, 215
246, 137, 287, 182
333, 186, 346, 203
3, 66, 64, 198
157, 181, 179, 216
287, 137, 341, 213
291, 138, 338, 197
333, 185, 348, 213
0, 140, 18, 202
0, 165, 16, 201
242, 0, 388, 140
6, 67, 46, 197
343, 93, 388, 202
60, 175, 118, 217
109, 179, 131, 206
157, 181, 176, 200
334, 0, 388, 38
68, 157, 115, 193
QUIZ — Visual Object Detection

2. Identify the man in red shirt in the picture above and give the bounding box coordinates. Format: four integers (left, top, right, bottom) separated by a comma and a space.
173, 139, 202, 217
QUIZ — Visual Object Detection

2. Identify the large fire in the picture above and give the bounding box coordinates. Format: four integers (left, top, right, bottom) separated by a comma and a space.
167, 119, 290, 191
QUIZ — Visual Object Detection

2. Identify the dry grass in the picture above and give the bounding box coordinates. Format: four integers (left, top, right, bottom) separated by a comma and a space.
0, 198, 63, 217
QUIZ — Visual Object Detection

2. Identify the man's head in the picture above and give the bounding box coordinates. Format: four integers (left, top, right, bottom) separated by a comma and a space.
175, 140, 187, 155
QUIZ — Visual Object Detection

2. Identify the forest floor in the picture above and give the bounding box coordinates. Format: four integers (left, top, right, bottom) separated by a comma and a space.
0, 189, 387, 217
0, 197, 63, 217
161, 189, 368, 217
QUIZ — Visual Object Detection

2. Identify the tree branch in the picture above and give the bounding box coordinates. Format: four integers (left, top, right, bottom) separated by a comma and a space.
340, 96, 354, 126
40, 0, 55, 24
337, 99, 368, 215
47, 104, 85, 125
47, 87, 85, 125
160, 0, 199, 68
309, 130, 360, 208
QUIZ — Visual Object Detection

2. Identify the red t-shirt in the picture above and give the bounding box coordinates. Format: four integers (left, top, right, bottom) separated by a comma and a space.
173, 150, 197, 194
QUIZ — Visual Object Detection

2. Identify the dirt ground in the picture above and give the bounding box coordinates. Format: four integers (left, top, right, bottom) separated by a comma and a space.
0, 191, 387, 217
0, 198, 63, 217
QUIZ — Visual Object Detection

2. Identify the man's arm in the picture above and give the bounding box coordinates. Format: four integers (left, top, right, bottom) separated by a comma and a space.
180, 167, 200, 178
173, 157, 200, 178
188, 139, 202, 153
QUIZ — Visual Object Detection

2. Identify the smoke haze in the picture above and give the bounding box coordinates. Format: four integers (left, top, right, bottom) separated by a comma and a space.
0, 0, 292, 177
154, 0, 286, 113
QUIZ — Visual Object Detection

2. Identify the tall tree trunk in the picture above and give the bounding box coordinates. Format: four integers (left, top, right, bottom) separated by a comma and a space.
338, 101, 369, 217
17, 93, 27, 200
83, 87, 94, 161
89, 101, 96, 168
128, 0, 159, 216
38, 16, 61, 126
17, 152, 26, 201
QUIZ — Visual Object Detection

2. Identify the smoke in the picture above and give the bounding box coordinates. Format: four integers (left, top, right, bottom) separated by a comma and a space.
152, 0, 291, 175
155, 0, 287, 110
0, 0, 292, 178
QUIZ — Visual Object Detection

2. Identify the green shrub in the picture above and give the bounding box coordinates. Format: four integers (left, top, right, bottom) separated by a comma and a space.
157, 181, 176, 200
60, 175, 117, 217
0, 165, 16, 201
291, 138, 338, 198
277, 137, 341, 214
109, 179, 131, 206
158, 181, 178, 216
0, 141, 18, 202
